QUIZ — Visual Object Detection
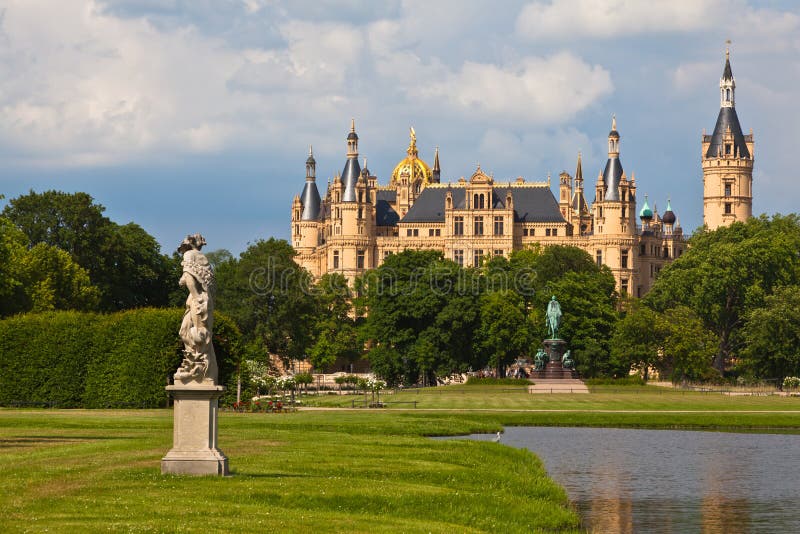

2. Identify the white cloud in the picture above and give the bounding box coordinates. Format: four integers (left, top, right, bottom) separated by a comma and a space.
516, 0, 715, 39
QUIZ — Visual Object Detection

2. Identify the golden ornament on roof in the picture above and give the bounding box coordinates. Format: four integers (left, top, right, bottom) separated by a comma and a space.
390, 127, 433, 186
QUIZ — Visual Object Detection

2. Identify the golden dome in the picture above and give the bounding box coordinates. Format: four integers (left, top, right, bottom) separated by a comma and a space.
390, 127, 433, 186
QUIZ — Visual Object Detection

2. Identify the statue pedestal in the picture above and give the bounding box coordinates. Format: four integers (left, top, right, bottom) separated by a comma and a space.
161, 383, 229, 476
531, 338, 576, 379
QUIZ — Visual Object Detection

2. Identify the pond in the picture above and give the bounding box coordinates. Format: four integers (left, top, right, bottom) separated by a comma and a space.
448, 427, 800, 533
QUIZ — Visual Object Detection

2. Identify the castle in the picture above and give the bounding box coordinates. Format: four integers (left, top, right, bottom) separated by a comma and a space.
291, 48, 752, 296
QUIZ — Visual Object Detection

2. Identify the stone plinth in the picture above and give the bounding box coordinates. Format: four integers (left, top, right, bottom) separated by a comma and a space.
530, 338, 576, 379
162, 384, 229, 476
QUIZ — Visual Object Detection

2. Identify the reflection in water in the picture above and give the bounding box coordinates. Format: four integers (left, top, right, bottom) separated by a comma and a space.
456, 428, 800, 533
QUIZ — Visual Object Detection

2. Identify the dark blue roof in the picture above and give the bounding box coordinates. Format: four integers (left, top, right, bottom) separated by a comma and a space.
300, 180, 321, 221
706, 107, 750, 159
602, 157, 623, 201
376, 190, 399, 226
401, 185, 565, 224
341, 158, 360, 202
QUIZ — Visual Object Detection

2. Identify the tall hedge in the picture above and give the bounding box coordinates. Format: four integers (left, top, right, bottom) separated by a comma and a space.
0, 308, 242, 408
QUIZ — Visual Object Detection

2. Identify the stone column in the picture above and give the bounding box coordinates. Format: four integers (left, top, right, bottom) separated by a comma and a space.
161, 383, 229, 476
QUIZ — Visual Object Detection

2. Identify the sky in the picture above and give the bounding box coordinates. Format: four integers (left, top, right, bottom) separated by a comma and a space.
0, 0, 798, 255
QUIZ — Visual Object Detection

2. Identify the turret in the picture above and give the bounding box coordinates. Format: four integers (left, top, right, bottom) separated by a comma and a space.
603, 115, 623, 201
432, 146, 441, 183
300, 146, 321, 221
342, 119, 361, 202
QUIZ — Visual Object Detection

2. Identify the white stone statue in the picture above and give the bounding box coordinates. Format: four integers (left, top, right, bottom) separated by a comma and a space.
175, 233, 218, 384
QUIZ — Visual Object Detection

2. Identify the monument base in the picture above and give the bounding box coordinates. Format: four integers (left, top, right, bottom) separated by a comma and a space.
530, 338, 576, 379
162, 384, 229, 476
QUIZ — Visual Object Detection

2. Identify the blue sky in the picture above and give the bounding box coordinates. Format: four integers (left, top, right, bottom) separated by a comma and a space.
1, 0, 798, 255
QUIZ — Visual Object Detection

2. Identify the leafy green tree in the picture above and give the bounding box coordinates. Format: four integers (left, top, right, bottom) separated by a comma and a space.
215, 238, 316, 361
741, 286, 800, 383
0, 217, 27, 309
475, 290, 532, 377
660, 306, 718, 383
2, 191, 173, 310
646, 215, 800, 373
611, 302, 664, 380
308, 273, 361, 370
16, 243, 101, 312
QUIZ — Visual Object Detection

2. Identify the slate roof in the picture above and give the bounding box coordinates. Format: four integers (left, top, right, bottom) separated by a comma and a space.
400, 185, 565, 224
376, 189, 399, 226
299, 180, 321, 221
706, 107, 750, 159
341, 158, 361, 202
602, 157, 623, 201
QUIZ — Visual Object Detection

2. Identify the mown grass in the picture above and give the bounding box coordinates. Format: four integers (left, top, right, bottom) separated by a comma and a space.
0, 410, 581, 533
306, 384, 800, 414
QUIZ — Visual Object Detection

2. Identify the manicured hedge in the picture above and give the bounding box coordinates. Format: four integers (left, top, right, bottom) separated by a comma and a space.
465, 377, 531, 386
0, 308, 242, 408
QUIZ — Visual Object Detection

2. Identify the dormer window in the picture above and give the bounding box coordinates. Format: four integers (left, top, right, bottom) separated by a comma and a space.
725, 144, 732, 155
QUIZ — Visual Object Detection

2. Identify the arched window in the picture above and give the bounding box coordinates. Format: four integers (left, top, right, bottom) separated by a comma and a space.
725, 88, 731, 101
473, 194, 479, 209
479, 194, 485, 209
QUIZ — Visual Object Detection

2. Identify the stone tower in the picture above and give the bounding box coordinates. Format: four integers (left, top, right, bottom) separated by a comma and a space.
702, 44, 754, 230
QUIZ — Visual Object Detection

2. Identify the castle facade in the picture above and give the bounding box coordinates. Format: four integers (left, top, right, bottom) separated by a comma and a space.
291, 49, 752, 296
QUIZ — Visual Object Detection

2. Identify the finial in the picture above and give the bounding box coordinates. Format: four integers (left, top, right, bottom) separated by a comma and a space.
611, 114, 617, 131
309, 144, 313, 157
725, 39, 731, 60
363, 157, 368, 168
547, 172, 551, 186
350, 118, 355, 133
410, 126, 416, 145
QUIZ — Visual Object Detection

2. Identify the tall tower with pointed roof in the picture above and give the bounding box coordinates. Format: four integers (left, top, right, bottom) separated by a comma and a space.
702, 43, 754, 230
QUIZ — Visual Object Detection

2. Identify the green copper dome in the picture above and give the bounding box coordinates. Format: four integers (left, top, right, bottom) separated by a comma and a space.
639, 195, 653, 220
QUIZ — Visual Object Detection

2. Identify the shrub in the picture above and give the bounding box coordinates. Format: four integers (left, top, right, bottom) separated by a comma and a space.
0, 308, 242, 408
465, 377, 531, 386
583, 376, 646, 386
783, 376, 800, 390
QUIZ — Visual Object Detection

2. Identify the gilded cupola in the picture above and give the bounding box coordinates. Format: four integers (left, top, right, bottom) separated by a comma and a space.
390, 127, 433, 188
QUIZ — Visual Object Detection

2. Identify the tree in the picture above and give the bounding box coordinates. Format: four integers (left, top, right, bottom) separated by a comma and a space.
2, 191, 173, 310
741, 286, 800, 383
308, 273, 361, 370
646, 215, 800, 373
215, 238, 316, 361
475, 290, 532, 377
660, 306, 717, 383
0, 217, 27, 310
611, 302, 664, 380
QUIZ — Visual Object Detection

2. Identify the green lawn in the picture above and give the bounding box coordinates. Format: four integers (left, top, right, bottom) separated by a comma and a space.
0, 409, 580, 533
3, 387, 799, 533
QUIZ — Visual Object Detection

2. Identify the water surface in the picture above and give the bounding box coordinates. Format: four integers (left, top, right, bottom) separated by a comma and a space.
454, 427, 800, 533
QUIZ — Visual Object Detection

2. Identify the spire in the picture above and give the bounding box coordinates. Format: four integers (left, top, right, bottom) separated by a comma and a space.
300, 147, 321, 220
603, 116, 623, 201
342, 120, 361, 201
347, 118, 359, 157
305, 145, 316, 180
720, 41, 735, 108
432, 146, 441, 183
575, 151, 583, 183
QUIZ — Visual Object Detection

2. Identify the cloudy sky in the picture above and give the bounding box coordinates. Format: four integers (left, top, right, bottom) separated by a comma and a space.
1, 0, 798, 255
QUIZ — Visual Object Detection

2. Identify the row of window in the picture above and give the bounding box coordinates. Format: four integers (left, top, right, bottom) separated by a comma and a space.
452, 249, 504, 267
452, 216, 506, 236
332, 250, 366, 270
406, 228, 442, 237
523, 228, 560, 237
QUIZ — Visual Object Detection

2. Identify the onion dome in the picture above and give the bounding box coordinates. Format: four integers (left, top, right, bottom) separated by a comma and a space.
662, 198, 676, 225
390, 127, 433, 186
639, 195, 653, 220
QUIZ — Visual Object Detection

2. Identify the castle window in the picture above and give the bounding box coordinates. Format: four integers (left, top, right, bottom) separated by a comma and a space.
621, 250, 628, 269
726, 88, 731, 101
552, 228, 558, 237
493, 249, 503, 256
407, 229, 413, 237
599, 207, 603, 218
494, 216, 504, 236
358, 192, 363, 203
479, 194, 485, 209
523, 228, 529, 236
446, 197, 452, 209
429, 228, 435, 237
724, 184, 732, 196
454, 216, 464, 235
725, 144, 732, 155
474, 216, 484, 236
473, 250, 484, 267
529, 228, 535, 236
435, 229, 441, 236
640, 244, 646, 256
357, 250, 365, 269
621, 279, 628, 295
358, 208, 362, 219
663, 247, 669, 258
413, 229, 419, 237
596, 250, 602, 266
622, 206, 627, 219
454, 249, 464, 266
725, 203, 732, 214
546, 228, 551, 237
333, 251, 339, 269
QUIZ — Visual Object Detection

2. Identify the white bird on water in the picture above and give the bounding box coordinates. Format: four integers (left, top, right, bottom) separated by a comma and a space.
492, 431, 501, 443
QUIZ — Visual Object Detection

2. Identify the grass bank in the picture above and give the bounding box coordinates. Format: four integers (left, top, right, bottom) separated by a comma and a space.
0, 409, 581, 533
